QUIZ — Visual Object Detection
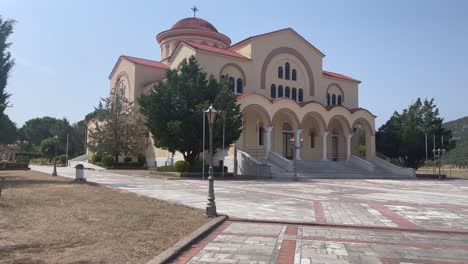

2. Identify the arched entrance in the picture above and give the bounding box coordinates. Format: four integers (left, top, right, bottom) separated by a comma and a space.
352, 118, 375, 160
300, 112, 326, 160
240, 105, 271, 159
327, 116, 351, 161
272, 109, 300, 159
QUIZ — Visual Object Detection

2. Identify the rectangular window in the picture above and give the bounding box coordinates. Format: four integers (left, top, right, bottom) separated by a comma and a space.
259, 127, 264, 146
311, 131, 315, 148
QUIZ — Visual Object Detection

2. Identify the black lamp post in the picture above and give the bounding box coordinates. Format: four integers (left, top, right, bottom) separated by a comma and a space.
52, 135, 59, 176
205, 104, 218, 217
432, 148, 446, 180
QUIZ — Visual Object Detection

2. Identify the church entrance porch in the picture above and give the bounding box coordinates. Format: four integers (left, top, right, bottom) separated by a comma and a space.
282, 132, 293, 160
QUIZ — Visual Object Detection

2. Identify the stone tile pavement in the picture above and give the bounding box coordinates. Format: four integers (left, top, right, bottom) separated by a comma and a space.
174, 221, 468, 264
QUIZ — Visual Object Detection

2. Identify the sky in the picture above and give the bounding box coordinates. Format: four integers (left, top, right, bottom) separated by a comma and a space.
1, 0, 467, 128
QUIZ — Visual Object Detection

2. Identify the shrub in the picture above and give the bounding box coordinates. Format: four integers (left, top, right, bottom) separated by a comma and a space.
157, 165, 176, 172
175, 160, 190, 172
101, 155, 114, 167
123, 156, 132, 163
91, 154, 102, 163
30, 158, 50, 165
0, 162, 30, 170
57, 154, 67, 164
94, 161, 104, 167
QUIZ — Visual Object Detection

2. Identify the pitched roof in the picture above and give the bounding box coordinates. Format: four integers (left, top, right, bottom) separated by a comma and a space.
323, 70, 360, 83
228, 28, 325, 57
121, 55, 169, 69
183, 41, 250, 60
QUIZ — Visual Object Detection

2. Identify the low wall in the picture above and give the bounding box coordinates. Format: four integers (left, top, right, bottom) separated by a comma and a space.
373, 157, 415, 177
237, 150, 271, 177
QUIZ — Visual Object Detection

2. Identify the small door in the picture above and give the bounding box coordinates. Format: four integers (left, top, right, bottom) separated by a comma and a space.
332, 136, 338, 161
283, 132, 293, 160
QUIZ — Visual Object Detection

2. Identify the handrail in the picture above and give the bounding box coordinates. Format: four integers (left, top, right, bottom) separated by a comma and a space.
350, 155, 375, 172
373, 157, 415, 177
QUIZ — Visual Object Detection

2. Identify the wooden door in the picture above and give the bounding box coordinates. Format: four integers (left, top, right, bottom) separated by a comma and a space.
282, 133, 293, 160
332, 136, 338, 161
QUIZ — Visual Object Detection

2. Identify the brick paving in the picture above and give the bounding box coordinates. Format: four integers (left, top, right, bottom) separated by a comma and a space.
30, 166, 468, 263
175, 221, 468, 264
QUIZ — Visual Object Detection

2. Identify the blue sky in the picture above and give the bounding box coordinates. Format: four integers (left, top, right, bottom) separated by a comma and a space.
1, 0, 467, 127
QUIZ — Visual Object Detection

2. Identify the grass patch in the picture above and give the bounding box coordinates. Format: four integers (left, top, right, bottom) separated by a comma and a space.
0, 170, 209, 263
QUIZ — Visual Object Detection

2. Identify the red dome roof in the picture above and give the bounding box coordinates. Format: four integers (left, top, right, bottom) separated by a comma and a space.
170, 17, 218, 33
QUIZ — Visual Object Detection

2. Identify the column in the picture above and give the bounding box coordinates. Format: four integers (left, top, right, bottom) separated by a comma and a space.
294, 128, 303, 160
266, 126, 273, 153
322, 131, 328, 160
346, 134, 352, 160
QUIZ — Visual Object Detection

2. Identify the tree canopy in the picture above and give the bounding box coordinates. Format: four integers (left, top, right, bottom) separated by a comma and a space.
376, 98, 455, 169
139, 56, 242, 166
0, 16, 15, 115
87, 83, 146, 163
0, 113, 16, 144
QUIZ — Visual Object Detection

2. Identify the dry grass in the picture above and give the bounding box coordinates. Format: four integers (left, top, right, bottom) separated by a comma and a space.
0, 170, 209, 264
417, 166, 468, 179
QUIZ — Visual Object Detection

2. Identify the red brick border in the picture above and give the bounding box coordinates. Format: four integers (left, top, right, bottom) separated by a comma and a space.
277, 225, 298, 264
174, 221, 232, 264
313, 200, 327, 224
369, 203, 419, 229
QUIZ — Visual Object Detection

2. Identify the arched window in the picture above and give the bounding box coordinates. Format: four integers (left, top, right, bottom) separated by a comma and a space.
332, 94, 336, 105
310, 129, 316, 148
327, 93, 331, 106
285, 63, 290, 80
337, 95, 342, 105
278, 85, 284, 97
285, 86, 290, 98
292, 69, 297, 81
236, 78, 243, 94
278, 67, 283, 79
228, 77, 235, 92
298, 89, 303, 102
258, 126, 264, 145
270, 84, 276, 98
292, 88, 297, 101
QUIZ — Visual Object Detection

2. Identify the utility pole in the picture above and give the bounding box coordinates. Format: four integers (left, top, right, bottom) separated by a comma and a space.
65, 133, 69, 166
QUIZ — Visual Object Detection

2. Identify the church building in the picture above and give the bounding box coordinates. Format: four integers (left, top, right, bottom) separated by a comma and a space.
101, 14, 382, 176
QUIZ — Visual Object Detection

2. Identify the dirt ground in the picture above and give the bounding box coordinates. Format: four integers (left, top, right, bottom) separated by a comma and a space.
0, 170, 209, 264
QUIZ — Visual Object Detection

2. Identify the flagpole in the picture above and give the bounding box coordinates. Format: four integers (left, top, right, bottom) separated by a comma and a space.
66, 133, 69, 166
202, 110, 205, 180
425, 133, 428, 164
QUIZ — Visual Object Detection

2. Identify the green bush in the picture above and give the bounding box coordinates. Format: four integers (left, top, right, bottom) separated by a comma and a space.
94, 161, 104, 167
175, 160, 190, 172
57, 154, 67, 164
30, 158, 50, 165
101, 155, 114, 167
157, 165, 176, 172
123, 156, 132, 163
0, 162, 30, 170
91, 154, 102, 163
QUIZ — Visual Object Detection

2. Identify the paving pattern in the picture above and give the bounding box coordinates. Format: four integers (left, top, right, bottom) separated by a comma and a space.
175, 221, 468, 264
30, 166, 468, 263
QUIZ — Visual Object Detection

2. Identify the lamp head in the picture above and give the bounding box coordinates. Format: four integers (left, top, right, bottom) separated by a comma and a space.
205, 104, 218, 125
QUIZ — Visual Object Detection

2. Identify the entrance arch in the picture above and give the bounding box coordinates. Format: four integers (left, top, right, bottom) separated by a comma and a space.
271, 108, 300, 159
352, 118, 375, 160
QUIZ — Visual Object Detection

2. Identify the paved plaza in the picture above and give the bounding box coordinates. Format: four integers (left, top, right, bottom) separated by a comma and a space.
30, 165, 468, 263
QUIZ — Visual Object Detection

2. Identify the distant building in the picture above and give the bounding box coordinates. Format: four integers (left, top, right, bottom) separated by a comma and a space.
97, 16, 377, 173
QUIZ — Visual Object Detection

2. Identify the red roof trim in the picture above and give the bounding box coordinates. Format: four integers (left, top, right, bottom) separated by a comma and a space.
323, 70, 360, 83
121, 55, 169, 69
237, 92, 376, 117
183, 41, 251, 60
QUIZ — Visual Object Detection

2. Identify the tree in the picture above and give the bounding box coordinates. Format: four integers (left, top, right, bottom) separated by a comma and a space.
0, 113, 16, 144
18, 117, 71, 146
376, 98, 455, 169
87, 83, 147, 163
0, 16, 15, 115
139, 56, 242, 166
40, 138, 58, 160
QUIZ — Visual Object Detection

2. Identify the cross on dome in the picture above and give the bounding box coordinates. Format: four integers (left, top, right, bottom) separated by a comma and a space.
191, 5, 199, 18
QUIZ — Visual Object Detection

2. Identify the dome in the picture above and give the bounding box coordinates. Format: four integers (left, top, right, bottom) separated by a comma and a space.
170, 17, 218, 33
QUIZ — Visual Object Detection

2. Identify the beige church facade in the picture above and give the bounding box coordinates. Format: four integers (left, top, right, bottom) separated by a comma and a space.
101, 16, 385, 175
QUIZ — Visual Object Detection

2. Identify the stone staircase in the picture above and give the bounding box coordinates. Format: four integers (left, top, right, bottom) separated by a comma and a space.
266, 154, 414, 179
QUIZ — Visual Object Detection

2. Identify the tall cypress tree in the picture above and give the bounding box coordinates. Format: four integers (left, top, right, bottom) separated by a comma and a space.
0, 16, 15, 115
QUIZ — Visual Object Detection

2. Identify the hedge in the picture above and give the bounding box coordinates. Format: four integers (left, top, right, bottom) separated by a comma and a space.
0, 162, 30, 170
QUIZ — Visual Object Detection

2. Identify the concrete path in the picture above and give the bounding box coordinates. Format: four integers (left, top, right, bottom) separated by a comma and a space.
30, 165, 468, 233
30, 165, 468, 263
175, 220, 468, 264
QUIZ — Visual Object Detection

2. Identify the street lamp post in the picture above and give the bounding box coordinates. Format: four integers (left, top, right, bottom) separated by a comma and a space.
432, 148, 446, 180
52, 135, 59, 176
205, 104, 218, 217
289, 137, 303, 181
